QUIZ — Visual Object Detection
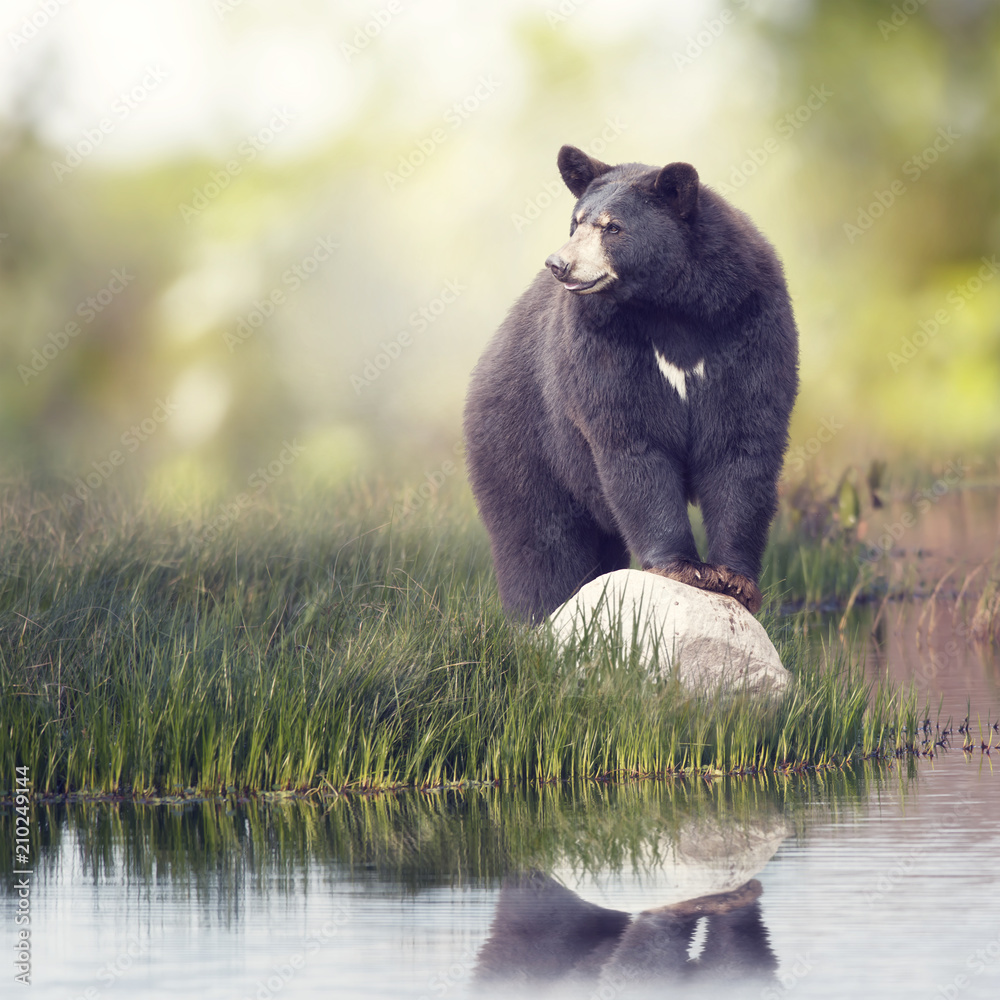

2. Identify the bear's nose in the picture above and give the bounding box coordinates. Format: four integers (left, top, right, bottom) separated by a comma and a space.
545, 254, 570, 282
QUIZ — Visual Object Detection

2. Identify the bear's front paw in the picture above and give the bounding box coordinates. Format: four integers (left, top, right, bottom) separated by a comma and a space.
648, 558, 726, 593
648, 560, 763, 615
714, 567, 763, 615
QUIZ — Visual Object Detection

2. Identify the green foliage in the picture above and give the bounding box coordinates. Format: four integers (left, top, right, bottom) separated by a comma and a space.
4, 2, 1000, 481
0, 482, 919, 797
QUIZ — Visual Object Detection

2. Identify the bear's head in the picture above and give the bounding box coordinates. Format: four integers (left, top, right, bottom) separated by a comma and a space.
544, 145, 700, 303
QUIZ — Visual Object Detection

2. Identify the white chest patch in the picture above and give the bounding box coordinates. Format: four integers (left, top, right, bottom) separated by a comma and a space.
653, 349, 705, 402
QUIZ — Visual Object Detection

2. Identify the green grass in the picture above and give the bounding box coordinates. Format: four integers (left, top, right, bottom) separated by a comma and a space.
0, 480, 921, 797
761, 529, 875, 609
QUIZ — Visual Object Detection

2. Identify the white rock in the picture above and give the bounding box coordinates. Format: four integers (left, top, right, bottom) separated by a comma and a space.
548, 569, 790, 692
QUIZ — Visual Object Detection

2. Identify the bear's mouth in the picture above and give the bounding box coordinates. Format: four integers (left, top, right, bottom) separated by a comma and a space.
562, 275, 608, 293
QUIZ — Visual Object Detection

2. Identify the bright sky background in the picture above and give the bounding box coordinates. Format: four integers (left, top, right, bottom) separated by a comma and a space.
0, 0, 769, 164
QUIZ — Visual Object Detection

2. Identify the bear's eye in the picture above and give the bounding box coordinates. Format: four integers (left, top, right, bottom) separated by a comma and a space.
569, 221, 577, 236
605, 223, 621, 235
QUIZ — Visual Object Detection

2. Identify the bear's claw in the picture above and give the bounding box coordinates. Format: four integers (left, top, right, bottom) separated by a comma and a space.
714, 566, 764, 615
649, 560, 763, 615
649, 558, 724, 592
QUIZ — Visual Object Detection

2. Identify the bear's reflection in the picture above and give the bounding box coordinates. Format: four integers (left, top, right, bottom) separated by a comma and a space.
473, 870, 777, 994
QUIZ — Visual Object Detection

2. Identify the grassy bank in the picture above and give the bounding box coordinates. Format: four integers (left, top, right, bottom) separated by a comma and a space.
0, 481, 923, 797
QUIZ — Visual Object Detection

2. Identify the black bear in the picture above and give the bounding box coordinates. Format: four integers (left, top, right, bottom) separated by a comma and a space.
464, 145, 798, 622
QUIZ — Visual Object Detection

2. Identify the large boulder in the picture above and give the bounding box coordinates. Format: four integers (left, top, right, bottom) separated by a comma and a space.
548, 569, 790, 692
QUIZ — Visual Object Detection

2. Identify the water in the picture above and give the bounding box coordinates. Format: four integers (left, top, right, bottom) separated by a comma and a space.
4, 488, 1000, 999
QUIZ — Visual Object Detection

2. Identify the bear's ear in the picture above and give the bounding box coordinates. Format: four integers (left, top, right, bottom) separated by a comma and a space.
557, 145, 612, 198
654, 162, 699, 220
